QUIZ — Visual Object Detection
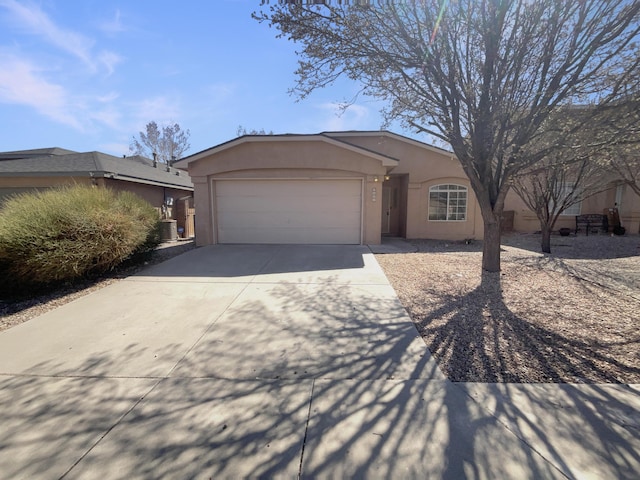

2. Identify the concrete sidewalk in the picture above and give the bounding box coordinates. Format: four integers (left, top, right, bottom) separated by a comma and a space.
0, 245, 638, 479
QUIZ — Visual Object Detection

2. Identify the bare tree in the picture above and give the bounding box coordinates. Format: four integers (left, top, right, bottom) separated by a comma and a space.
236, 125, 274, 136
513, 108, 615, 253
513, 159, 610, 254
255, 0, 640, 271
130, 121, 191, 165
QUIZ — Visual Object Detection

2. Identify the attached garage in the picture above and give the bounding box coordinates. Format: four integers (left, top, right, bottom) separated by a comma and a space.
174, 134, 398, 246
215, 179, 362, 244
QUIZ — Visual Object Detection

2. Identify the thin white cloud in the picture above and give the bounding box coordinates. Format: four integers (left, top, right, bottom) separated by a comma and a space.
89, 106, 122, 130
96, 91, 120, 103
99, 9, 125, 35
315, 102, 370, 131
205, 82, 237, 103
0, 0, 123, 76
0, 53, 82, 129
99, 142, 130, 157
131, 96, 183, 127
0, 0, 94, 67
98, 50, 123, 76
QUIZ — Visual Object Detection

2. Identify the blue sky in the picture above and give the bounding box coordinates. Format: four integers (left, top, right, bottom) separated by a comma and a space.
0, 0, 416, 157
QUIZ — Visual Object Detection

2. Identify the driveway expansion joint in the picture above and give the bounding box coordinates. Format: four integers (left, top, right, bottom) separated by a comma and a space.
297, 378, 316, 479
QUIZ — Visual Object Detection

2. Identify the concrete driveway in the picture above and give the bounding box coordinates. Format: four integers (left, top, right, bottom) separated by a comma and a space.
0, 245, 638, 479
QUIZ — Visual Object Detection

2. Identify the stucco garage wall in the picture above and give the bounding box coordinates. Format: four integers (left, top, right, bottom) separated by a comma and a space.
186, 138, 389, 246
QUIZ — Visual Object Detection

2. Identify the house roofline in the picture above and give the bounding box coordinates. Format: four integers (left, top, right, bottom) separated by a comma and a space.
173, 133, 400, 169
322, 130, 455, 157
104, 173, 194, 190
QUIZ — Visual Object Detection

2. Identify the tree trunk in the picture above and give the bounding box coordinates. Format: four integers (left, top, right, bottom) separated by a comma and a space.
482, 217, 502, 272
541, 225, 552, 254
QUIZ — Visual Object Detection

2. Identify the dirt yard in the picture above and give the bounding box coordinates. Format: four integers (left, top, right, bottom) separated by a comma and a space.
376, 233, 640, 384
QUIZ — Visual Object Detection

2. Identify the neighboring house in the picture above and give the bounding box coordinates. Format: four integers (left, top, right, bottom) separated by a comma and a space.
175, 130, 639, 246
506, 181, 640, 235
0, 147, 195, 237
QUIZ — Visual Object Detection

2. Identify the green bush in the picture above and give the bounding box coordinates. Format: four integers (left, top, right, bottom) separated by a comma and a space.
0, 185, 161, 285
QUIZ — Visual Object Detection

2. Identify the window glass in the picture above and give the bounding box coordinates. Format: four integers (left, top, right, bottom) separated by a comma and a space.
429, 184, 467, 221
557, 184, 581, 216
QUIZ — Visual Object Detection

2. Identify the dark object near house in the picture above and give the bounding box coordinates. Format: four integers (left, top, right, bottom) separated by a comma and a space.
559, 227, 571, 236
160, 219, 178, 241
575, 214, 608, 236
605, 207, 625, 236
613, 225, 626, 236
500, 210, 514, 233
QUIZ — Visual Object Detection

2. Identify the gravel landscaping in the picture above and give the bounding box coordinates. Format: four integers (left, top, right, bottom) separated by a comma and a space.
376, 233, 640, 384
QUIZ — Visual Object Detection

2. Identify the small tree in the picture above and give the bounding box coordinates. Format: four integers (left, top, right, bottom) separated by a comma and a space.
513, 159, 610, 253
130, 121, 191, 165
512, 108, 613, 253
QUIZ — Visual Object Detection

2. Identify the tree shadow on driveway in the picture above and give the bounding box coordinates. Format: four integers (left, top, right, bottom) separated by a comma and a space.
0, 273, 638, 478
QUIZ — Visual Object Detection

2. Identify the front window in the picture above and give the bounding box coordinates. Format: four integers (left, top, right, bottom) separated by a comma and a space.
558, 183, 581, 216
429, 184, 467, 221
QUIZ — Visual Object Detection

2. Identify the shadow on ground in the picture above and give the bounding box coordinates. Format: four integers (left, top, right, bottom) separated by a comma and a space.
413, 272, 640, 384
1, 274, 638, 478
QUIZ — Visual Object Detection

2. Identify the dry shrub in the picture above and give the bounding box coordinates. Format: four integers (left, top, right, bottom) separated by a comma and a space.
0, 185, 160, 286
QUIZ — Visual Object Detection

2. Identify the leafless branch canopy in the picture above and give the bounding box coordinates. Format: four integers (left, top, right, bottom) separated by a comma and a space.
130, 121, 191, 165
256, 0, 640, 197
255, 0, 640, 270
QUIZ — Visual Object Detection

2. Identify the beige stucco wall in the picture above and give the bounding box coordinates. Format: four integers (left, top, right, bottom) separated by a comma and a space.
0, 176, 94, 206
103, 179, 192, 219
334, 134, 484, 240
619, 186, 640, 234
186, 139, 389, 246
184, 133, 640, 244
0, 176, 94, 189
346, 133, 640, 238
507, 183, 640, 234
0, 176, 193, 220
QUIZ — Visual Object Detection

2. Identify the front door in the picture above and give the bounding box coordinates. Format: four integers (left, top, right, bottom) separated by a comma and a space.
382, 185, 391, 234
381, 183, 400, 236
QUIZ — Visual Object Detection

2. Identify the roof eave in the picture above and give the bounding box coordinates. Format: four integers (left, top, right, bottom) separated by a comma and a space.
323, 130, 455, 157
105, 173, 194, 190
174, 133, 399, 168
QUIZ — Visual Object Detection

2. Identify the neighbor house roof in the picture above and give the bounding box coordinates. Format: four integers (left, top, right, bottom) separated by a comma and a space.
173, 132, 400, 169
0, 149, 193, 190
0, 147, 79, 160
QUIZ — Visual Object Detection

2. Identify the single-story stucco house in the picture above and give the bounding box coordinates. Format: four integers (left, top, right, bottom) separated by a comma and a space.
0, 147, 195, 236
174, 131, 640, 246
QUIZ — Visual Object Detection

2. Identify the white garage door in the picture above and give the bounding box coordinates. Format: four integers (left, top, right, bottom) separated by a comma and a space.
215, 179, 362, 244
